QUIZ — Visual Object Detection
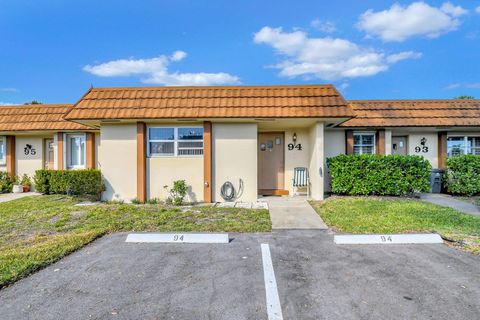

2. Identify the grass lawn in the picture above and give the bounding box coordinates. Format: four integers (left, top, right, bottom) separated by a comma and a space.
0, 195, 271, 288
311, 197, 480, 254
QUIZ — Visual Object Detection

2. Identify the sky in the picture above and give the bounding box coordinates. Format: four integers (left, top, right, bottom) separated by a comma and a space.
0, 0, 479, 104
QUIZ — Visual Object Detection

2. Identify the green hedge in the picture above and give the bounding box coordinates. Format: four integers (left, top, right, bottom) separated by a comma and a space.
445, 155, 480, 196
34, 169, 105, 197
327, 154, 431, 196
0, 172, 15, 193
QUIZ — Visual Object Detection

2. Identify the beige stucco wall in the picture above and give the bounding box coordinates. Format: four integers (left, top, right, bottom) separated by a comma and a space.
308, 122, 325, 200
147, 157, 204, 202
408, 133, 438, 168
324, 130, 345, 192
99, 124, 137, 201
15, 136, 46, 179
213, 123, 257, 202
284, 129, 310, 194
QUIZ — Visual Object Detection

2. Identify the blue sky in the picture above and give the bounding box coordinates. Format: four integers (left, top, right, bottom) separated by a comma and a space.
0, 0, 479, 104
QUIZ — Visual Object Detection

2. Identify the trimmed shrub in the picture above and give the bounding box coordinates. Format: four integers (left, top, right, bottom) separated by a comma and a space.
0, 172, 15, 193
34, 169, 105, 198
445, 155, 480, 196
327, 154, 431, 196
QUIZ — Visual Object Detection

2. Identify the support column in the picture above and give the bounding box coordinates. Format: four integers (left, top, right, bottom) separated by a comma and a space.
345, 130, 354, 155
384, 130, 392, 155
376, 129, 386, 155
57, 132, 64, 170
438, 131, 448, 169
309, 122, 325, 200
86, 132, 95, 169
6, 136, 15, 176
203, 121, 212, 203
137, 122, 147, 203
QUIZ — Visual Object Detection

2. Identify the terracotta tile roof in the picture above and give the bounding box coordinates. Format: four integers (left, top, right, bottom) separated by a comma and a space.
64, 85, 353, 120
0, 104, 93, 132
341, 100, 480, 127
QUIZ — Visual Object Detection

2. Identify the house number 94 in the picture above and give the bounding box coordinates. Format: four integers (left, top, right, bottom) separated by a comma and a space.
288, 143, 302, 151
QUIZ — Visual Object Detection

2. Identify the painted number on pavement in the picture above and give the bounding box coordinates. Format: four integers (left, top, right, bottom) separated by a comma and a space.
380, 235, 393, 243
173, 234, 184, 242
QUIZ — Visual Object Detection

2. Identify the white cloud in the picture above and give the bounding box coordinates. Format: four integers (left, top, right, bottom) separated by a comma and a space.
83, 52, 240, 86
310, 19, 336, 33
476, 6, 480, 14
253, 26, 421, 81
386, 51, 422, 63
0, 101, 19, 105
0, 88, 19, 93
358, 2, 468, 42
170, 50, 187, 62
444, 83, 480, 90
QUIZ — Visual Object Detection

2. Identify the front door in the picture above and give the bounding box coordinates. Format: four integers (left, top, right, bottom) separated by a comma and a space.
392, 136, 407, 155
44, 139, 54, 169
258, 132, 286, 195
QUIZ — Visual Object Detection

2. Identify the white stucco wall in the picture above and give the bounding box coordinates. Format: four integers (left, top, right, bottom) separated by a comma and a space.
99, 124, 137, 201
284, 129, 310, 194
408, 133, 438, 168
15, 136, 46, 179
324, 130, 346, 192
147, 157, 204, 202
308, 122, 325, 200
213, 123, 257, 202
95, 132, 101, 169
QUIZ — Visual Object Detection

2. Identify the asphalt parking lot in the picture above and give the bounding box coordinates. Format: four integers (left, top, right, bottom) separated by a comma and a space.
0, 230, 479, 320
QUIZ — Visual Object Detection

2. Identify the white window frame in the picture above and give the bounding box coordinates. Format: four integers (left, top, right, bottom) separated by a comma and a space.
447, 135, 480, 157
353, 131, 376, 155
0, 136, 5, 165
147, 126, 204, 158
64, 133, 86, 169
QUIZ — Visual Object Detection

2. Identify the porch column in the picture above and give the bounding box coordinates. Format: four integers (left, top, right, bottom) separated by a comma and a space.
57, 132, 64, 170
376, 129, 386, 155
384, 130, 392, 155
345, 130, 354, 155
438, 131, 448, 169
86, 132, 95, 169
6, 135, 15, 176
203, 121, 212, 203
309, 122, 325, 200
137, 122, 147, 203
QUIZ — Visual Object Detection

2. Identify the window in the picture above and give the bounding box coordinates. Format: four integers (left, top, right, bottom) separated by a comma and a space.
353, 132, 375, 155
448, 136, 480, 157
66, 134, 86, 169
0, 136, 5, 165
148, 127, 203, 157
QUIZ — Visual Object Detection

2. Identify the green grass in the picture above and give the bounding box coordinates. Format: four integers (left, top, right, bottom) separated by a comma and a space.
0, 195, 271, 288
311, 197, 480, 254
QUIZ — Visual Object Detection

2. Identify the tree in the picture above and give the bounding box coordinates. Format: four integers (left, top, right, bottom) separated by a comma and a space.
24, 100, 42, 105
454, 95, 475, 100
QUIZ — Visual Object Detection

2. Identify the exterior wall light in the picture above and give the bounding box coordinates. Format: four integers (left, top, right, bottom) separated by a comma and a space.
293, 132, 297, 143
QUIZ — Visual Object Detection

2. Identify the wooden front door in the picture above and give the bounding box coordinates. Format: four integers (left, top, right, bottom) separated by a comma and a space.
44, 139, 54, 169
258, 132, 287, 195
392, 136, 407, 155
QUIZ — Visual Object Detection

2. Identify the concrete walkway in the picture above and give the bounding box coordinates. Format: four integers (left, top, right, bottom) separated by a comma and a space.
260, 196, 328, 229
420, 193, 480, 216
0, 192, 41, 203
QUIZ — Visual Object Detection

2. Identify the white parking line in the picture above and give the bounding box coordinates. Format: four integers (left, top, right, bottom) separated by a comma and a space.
261, 243, 284, 320
334, 233, 443, 245
125, 233, 229, 243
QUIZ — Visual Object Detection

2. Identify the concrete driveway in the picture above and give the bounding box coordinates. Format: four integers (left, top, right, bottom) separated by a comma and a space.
1, 230, 479, 320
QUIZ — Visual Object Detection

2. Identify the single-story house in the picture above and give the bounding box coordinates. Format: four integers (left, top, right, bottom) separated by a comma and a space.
1, 84, 479, 202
